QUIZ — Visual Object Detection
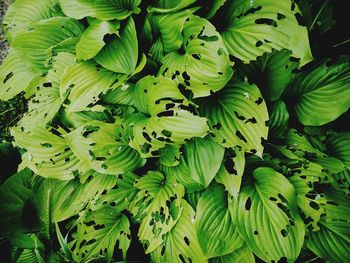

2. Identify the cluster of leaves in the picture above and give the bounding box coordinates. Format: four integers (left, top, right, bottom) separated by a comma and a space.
0, 0, 349, 262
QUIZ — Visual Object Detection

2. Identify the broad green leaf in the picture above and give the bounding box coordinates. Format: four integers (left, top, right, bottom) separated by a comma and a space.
160, 15, 233, 98
0, 50, 40, 101
151, 200, 206, 263
19, 53, 76, 129
159, 144, 181, 167
3, 0, 62, 42
211, 243, 255, 263
101, 82, 136, 106
221, 0, 312, 65
12, 17, 84, 72
195, 184, 244, 258
95, 18, 138, 74
88, 172, 139, 212
162, 137, 224, 192
216, 147, 245, 198
332, 168, 350, 195
284, 59, 350, 126
230, 167, 305, 262
267, 100, 289, 139
131, 171, 185, 253
60, 61, 126, 113
148, 0, 197, 13
199, 82, 269, 157
11, 125, 84, 180
204, 0, 227, 19
72, 206, 131, 261
59, 0, 141, 20
325, 131, 350, 167
76, 19, 120, 60
128, 75, 208, 158
308, 188, 350, 262
288, 160, 330, 231
236, 49, 299, 101
185, 190, 203, 210
64, 120, 145, 175
0, 169, 33, 236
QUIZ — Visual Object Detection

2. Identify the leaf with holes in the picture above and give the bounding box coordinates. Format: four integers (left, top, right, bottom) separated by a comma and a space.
199, 81, 269, 157
131, 171, 185, 254
220, 0, 312, 65
229, 167, 305, 262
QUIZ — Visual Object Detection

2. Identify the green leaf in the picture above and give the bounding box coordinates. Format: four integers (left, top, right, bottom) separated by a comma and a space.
151, 200, 206, 263
284, 59, 350, 126
72, 206, 131, 261
216, 147, 245, 198
162, 137, 224, 192
131, 171, 185, 253
204, 0, 227, 19
76, 19, 120, 60
220, 0, 313, 65
0, 50, 40, 101
95, 18, 138, 74
332, 168, 350, 195
307, 188, 350, 262
148, 0, 197, 13
211, 243, 255, 263
160, 15, 233, 98
101, 82, 136, 106
11, 125, 85, 180
230, 167, 305, 262
159, 144, 181, 167
19, 52, 76, 129
3, 0, 62, 42
64, 120, 145, 175
199, 81, 269, 157
236, 49, 300, 101
127, 75, 208, 158
267, 100, 289, 139
59, 0, 141, 20
0, 169, 33, 236
12, 17, 84, 72
195, 183, 244, 258
60, 61, 126, 113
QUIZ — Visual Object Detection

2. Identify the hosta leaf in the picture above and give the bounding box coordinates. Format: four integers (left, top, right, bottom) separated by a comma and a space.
0, 169, 33, 236
195, 183, 244, 258
128, 76, 208, 157
88, 172, 139, 212
11, 125, 84, 180
220, 0, 313, 65
230, 167, 305, 262
76, 19, 120, 60
236, 49, 299, 101
160, 15, 233, 98
131, 171, 185, 253
60, 61, 126, 113
325, 131, 350, 167
59, 0, 141, 20
308, 188, 350, 262
287, 160, 330, 231
151, 200, 206, 263
284, 59, 350, 126
162, 137, 224, 192
148, 0, 197, 13
101, 82, 136, 106
3, 0, 62, 42
199, 82, 269, 157
211, 243, 255, 263
95, 18, 138, 74
12, 17, 84, 72
72, 206, 131, 261
203, 0, 227, 19
64, 120, 145, 175
332, 168, 350, 195
216, 147, 245, 198
0, 50, 40, 101
159, 144, 181, 167
19, 52, 76, 128
267, 100, 289, 139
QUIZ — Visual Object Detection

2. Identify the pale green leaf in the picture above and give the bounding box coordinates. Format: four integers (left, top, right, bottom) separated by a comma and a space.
211, 243, 255, 263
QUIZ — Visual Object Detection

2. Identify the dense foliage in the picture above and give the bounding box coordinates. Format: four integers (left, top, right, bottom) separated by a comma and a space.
0, 0, 349, 262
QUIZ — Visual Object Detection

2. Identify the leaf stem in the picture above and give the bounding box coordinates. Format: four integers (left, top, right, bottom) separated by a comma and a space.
310, 0, 330, 31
